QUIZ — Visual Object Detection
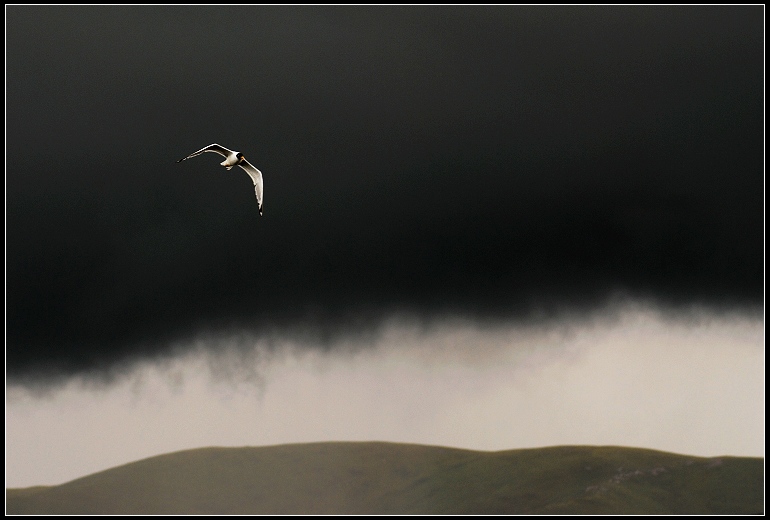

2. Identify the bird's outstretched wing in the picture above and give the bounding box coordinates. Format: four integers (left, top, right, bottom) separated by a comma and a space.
238, 159, 264, 216
176, 143, 234, 162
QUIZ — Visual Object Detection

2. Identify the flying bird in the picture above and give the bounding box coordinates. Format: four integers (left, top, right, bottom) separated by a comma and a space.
177, 144, 264, 215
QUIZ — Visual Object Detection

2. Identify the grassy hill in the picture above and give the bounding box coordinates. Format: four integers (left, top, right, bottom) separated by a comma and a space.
6, 442, 764, 514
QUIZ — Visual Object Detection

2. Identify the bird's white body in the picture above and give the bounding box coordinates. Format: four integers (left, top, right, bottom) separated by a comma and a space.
177, 143, 264, 216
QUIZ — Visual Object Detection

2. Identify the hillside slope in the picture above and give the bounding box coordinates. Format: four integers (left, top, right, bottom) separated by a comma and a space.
6, 442, 764, 514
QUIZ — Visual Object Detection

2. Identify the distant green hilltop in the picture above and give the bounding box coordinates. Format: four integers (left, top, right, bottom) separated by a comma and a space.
6, 442, 764, 514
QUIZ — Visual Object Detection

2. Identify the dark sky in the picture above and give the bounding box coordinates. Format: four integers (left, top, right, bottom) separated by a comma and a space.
6, 6, 764, 380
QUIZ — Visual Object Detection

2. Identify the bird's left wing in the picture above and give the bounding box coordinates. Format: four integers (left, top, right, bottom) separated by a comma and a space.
176, 143, 234, 163
238, 159, 264, 216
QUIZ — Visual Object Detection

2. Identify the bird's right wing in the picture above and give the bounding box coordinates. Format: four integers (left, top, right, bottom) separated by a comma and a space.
239, 159, 264, 216
176, 143, 233, 162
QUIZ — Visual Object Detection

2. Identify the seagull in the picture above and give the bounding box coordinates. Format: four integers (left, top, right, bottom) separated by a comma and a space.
176, 144, 264, 216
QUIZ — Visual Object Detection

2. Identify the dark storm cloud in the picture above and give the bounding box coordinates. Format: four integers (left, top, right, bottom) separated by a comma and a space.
6, 6, 763, 379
